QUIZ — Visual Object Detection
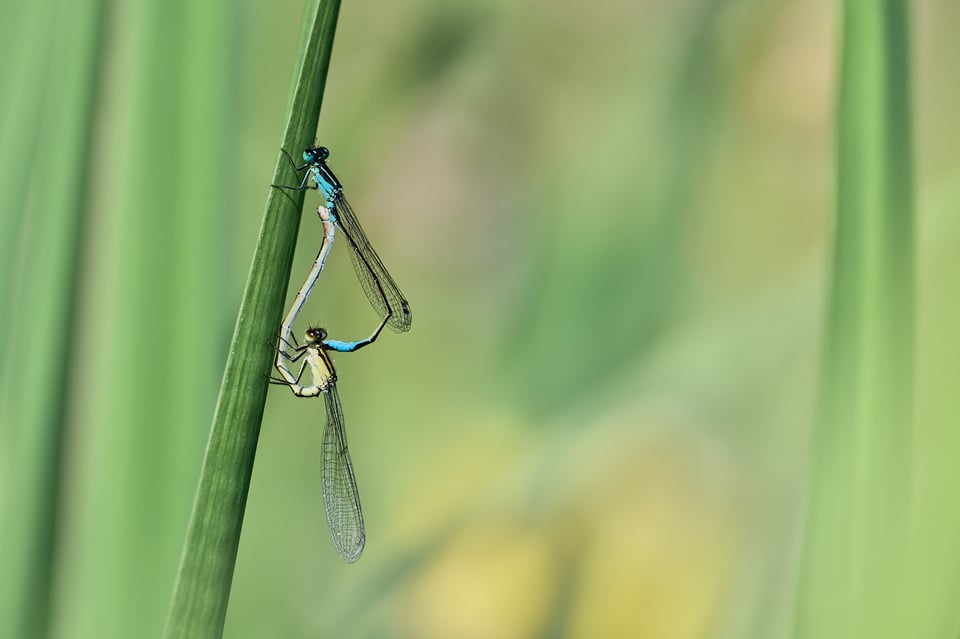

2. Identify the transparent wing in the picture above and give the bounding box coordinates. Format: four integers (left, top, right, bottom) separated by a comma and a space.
332, 193, 412, 332
321, 383, 366, 562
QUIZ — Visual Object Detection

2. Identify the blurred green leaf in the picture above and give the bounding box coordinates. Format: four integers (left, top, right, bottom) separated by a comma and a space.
44, 0, 244, 634
498, 0, 729, 418
0, 0, 105, 636
793, 1, 915, 637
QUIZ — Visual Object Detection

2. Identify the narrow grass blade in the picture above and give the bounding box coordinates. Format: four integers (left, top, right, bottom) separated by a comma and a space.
163, 1, 342, 637
793, 1, 915, 638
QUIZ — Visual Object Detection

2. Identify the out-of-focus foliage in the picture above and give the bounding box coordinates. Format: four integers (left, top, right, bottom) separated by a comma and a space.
793, 2, 916, 639
1, 0, 957, 637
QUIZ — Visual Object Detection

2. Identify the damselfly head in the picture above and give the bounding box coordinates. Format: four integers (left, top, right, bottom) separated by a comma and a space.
303, 146, 330, 164
304, 326, 328, 344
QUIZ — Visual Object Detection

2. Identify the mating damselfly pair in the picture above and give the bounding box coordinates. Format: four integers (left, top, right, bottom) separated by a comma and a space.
270, 146, 410, 563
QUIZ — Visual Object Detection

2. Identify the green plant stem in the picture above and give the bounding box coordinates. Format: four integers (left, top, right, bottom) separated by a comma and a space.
163, 1, 341, 637
793, 1, 914, 638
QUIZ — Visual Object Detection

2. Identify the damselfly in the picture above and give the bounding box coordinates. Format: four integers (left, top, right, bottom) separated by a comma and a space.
273, 312, 391, 563
274, 145, 412, 333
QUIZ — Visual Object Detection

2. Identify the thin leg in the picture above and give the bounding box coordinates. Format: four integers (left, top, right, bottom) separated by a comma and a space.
279, 333, 299, 350
277, 342, 309, 363
280, 148, 310, 172
269, 361, 300, 386
272, 148, 314, 190
270, 358, 309, 387
275, 324, 311, 389
272, 169, 315, 192
273, 347, 311, 389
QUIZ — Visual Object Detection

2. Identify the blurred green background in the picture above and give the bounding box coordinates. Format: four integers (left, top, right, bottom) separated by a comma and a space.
2, 0, 959, 637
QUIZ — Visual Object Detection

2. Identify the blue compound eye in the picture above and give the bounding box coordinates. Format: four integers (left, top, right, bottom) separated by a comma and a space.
303, 146, 330, 163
